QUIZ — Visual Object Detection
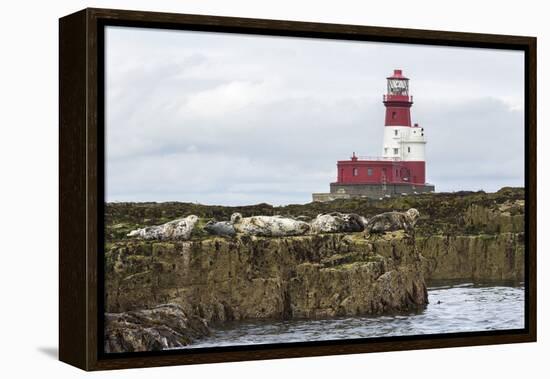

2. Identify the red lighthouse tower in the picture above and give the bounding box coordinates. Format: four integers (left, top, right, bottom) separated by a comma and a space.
313, 69, 434, 201
383, 69, 413, 127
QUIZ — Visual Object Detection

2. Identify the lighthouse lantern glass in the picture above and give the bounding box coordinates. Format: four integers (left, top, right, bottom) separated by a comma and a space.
388, 79, 409, 95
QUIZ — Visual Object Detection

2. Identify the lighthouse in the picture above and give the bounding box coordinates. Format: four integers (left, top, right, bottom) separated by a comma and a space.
312, 69, 435, 201
381, 69, 427, 184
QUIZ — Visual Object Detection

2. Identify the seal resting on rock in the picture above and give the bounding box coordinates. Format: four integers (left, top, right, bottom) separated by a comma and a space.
365, 208, 420, 234
310, 212, 366, 234
203, 219, 236, 237
230, 213, 310, 237
127, 215, 199, 240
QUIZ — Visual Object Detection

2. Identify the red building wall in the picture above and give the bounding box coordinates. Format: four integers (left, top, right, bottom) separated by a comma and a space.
336, 160, 425, 185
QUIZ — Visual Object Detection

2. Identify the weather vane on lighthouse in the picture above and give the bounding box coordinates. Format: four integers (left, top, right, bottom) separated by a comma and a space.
313, 69, 435, 201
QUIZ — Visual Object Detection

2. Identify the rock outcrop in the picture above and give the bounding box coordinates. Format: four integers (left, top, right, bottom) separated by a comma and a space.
419, 233, 524, 281
104, 188, 525, 351
105, 232, 427, 322
104, 304, 209, 353
463, 200, 524, 234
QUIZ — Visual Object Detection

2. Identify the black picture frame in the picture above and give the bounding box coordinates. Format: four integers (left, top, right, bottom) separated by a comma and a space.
59, 7, 537, 371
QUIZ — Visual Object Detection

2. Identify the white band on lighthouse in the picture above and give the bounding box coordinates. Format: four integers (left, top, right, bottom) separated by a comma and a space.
382, 125, 426, 161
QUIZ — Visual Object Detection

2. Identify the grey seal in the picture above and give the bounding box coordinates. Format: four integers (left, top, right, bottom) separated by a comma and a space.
310, 212, 367, 234
127, 215, 199, 240
230, 213, 310, 237
203, 219, 236, 237
365, 208, 420, 234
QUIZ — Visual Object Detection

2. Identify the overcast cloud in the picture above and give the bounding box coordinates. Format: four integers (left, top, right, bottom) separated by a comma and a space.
105, 26, 524, 205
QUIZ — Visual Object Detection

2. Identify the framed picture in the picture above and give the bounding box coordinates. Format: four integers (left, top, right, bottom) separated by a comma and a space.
59, 8, 536, 371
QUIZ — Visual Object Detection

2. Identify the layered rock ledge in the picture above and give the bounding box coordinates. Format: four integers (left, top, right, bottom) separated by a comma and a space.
105, 232, 427, 327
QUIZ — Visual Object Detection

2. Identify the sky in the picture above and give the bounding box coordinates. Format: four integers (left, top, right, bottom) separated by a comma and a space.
105, 26, 525, 206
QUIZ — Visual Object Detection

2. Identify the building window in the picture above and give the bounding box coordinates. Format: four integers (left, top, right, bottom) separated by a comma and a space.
367, 168, 373, 176
408, 147, 411, 153
392, 111, 397, 119
353, 168, 358, 176
384, 147, 388, 154
394, 129, 398, 136
393, 148, 399, 155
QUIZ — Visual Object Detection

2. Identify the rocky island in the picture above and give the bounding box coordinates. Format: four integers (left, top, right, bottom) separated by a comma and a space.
103, 188, 524, 353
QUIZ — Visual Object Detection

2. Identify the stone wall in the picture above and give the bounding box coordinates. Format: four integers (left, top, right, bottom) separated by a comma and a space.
311, 182, 435, 201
